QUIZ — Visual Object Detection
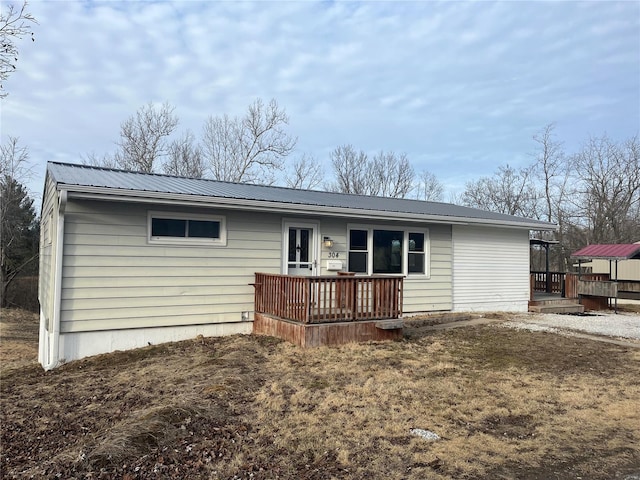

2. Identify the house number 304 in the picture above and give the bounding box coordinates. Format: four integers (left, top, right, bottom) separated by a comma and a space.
328, 252, 340, 258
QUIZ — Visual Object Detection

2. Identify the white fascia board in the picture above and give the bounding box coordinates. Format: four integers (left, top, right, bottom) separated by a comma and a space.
61, 185, 557, 231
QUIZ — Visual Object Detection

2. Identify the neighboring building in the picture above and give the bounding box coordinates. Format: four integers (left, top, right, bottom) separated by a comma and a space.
579, 241, 640, 280
38, 162, 555, 369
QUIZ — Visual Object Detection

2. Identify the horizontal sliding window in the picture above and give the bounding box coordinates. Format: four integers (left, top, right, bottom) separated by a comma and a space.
148, 212, 226, 246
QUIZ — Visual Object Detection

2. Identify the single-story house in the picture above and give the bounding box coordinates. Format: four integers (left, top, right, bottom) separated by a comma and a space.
38, 161, 555, 369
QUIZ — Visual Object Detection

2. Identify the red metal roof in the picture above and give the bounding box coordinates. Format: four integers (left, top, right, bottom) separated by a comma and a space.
571, 243, 640, 260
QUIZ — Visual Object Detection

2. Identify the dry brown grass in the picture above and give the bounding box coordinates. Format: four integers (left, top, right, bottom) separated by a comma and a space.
0, 307, 40, 371
1, 308, 639, 479
619, 302, 640, 313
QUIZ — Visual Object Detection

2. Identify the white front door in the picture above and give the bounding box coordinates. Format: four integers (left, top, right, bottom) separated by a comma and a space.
285, 223, 318, 276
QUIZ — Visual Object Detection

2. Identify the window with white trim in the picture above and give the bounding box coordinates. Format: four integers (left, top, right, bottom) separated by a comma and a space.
373, 229, 403, 274
408, 232, 425, 274
348, 227, 429, 276
148, 212, 226, 246
348, 229, 368, 273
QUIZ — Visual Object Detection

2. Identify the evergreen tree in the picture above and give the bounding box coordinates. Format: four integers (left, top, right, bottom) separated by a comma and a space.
0, 175, 38, 307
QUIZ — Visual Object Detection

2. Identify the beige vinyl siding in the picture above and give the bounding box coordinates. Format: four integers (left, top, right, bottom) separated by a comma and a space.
60, 200, 281, 333
452, 225, 530, 312
38, 176, 58, 328
319, 219, 452, 312
403, 224, 452, 312
60, 200, 455, 333
588, 258, 640, 281
317, 219, 347, 276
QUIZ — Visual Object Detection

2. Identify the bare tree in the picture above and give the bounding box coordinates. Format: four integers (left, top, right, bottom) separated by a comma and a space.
328, 145, 415, 198
532, 124, 567, 223
285, 154, 323, 189
81, 102, 178, 172
448, 191, 464, 205
163, 130, 204, 178
461, 164, 540, 218
414, 170, 444, 202
202, 98, 297, 184
115, 102, 179, 173
0, 1, 36, 98
326, 144, 370, 194
81, 151, 118, 169
202, 114, 246, 182
572, 134, 640, 244
457, 128, 639, 272
0, 136, 31, 179
369, 151, 415, 198
531, 123, 576, 269
1, 136, 38, 307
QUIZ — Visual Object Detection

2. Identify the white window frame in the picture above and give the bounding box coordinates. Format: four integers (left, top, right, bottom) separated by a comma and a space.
147, 211, 227, 246
347, 224, 430, 278
407, 230, 429, 277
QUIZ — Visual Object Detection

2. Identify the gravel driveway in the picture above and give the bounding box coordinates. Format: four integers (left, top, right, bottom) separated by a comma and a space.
503, 311, 640, 341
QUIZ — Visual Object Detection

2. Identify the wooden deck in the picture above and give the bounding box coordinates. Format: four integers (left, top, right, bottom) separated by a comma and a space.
529, 271, 639, 311
529, 272, 585, 312
252, 273, 404, 347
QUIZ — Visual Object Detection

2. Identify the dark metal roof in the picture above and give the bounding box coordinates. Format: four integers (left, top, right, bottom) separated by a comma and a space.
571, 243, 640, 260
47, 161, 555, 229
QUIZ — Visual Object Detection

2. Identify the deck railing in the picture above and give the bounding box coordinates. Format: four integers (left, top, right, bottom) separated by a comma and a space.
253, 273, 403, 324
565, 272, 610, 299
530, 270, 566, 295
530, 271, 614, 299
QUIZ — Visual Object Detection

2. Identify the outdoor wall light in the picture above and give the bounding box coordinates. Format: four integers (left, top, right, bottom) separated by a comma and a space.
323, 236, 334, 248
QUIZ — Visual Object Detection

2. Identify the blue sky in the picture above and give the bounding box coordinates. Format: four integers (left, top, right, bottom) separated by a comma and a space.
2, 0, 639, 203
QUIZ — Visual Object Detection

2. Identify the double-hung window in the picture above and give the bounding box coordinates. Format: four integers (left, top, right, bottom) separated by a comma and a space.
148, 212, 226, 246
408, 232, 425, 273
348, 229, 368, 273
348, 227, 428, 276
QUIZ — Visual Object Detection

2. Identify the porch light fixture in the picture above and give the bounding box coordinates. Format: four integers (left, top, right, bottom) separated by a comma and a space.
323, 236, 334, 248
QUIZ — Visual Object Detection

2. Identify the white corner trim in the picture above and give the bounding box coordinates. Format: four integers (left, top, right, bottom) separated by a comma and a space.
44, 189, 67, 371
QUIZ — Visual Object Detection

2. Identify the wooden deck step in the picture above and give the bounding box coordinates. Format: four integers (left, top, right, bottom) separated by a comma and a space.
529, 298, 579, 307
529, 297, 584, 314
375, 319, 404, 330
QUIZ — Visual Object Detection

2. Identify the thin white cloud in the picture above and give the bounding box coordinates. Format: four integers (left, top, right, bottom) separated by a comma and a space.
1, 0, 638, 201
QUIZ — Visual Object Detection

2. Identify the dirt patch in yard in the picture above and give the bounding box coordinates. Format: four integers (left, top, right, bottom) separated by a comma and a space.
1, 308, 639, 479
